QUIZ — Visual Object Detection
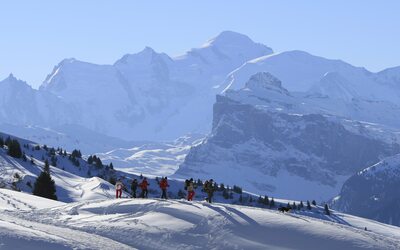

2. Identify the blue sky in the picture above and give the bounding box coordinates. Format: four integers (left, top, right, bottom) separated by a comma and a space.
1, 0, 399, 88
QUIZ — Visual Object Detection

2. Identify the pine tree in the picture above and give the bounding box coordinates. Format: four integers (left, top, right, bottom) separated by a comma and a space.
292, 202, 297, 210
44, 159, 50, 173
312, 200, 317, 206
220, 183, 225, 191
109, 162, 114, 170
307, 200, 312, 210
258, 195, 263, 204
222, 189, 229, 199
95, 157, 103, 168
87, 155, 93, 164
264, 195, 270, 205
233, 185, 242, 194
270, 198, 275, 208
324, 204, 331, 215
0, 136, 4, 147
33, 161, 57, 200
300, 201, 304, 209
7, 139, 22, 158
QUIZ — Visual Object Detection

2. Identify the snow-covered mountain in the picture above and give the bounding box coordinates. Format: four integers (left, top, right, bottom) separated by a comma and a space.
37, 31, 273, 141
222, 50, 400, 104
2, 31, 400, 167
176, 72, 400, 201
332, 154, 400, 227
1, 189, 400, 249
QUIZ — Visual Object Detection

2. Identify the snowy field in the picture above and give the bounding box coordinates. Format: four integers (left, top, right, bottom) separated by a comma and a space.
0, 189, 399, 250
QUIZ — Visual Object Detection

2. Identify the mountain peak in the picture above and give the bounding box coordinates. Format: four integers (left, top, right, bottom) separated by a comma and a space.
115, 46, 172, 66
203, 31, 253, 47
6, 73, 17, 81
245, 72, 289, 95
202, 31, 272, 53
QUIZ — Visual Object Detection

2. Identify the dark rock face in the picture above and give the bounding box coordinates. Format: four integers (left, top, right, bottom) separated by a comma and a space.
332, 156, 400, 226
177, 92, 399, 199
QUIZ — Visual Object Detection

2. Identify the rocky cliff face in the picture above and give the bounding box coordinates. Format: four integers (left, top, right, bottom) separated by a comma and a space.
176, 73, 400, 201
332, 154, 400, 226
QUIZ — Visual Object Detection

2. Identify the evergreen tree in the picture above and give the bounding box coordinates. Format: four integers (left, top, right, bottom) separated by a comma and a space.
264, 195, 270, 205
0, 136, 4, 147
109, 162, 114, 170
43, 144, 48, 151
87, 155, 93, 165
5, 136, 12, 146
33, 161, 57, 200
292, 202, 297, 210
222, 189, 229, 199
219, 183, 225, 191
197, 179, 203, 187
307, 200, 312, 210
50, 155, 57, 167
7, 139, 22, 158
324, 204, 331, 215
312, 200, 317, 206
44, 159, 50, 173
233, 185, 242, 194
269, 198, 275, 208
300, 201, 304, 209
95, 157, 103, 168
258, 195, 263, 204
71, 149, 82, 158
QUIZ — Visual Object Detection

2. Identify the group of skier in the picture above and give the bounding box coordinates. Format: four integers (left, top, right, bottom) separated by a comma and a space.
115, 177, 216, 203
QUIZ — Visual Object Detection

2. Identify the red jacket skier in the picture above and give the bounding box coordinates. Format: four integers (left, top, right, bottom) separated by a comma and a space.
159, 177, 169, 199
139, 178, 149, 198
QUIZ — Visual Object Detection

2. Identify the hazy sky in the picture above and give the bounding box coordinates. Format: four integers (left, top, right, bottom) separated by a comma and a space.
1, 0, 399, 88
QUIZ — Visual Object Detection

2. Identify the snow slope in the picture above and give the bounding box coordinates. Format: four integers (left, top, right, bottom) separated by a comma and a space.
0, 132, 133, 202
97, 134, 205, 176
0, 189, 399, 250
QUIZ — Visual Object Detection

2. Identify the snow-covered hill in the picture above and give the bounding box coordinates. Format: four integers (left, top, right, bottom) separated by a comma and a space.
332, 154, 400, 227
176, 72, 400, 201
0, 189, 400, 249
97, 133, 204, 176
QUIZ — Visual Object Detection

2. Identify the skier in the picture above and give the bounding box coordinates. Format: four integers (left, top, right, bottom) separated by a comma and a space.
187, 178, 196, 201
139, 177, 149, 198
204, 179, 215, 203
159, 177, 169, 199
115, 179, 124, 199
131, 178, 138, 198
